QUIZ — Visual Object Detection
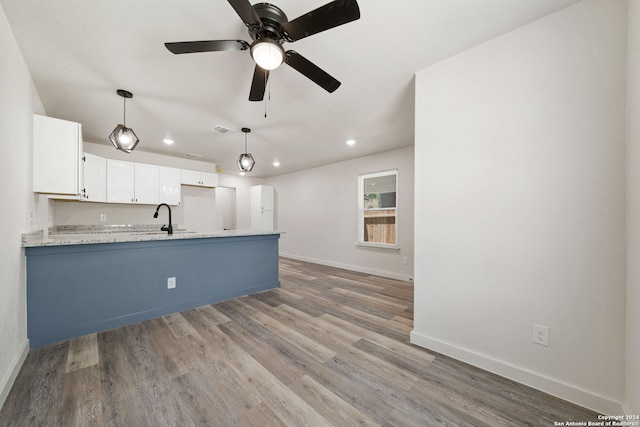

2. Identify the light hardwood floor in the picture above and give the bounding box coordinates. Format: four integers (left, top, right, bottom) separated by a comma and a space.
0, 258, 599, 426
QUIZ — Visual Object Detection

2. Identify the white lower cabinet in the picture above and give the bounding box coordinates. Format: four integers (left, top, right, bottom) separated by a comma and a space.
107, 160, 159, 204
158, 166, 181, 205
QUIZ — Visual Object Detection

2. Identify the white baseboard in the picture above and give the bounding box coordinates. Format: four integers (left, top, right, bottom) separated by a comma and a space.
410, 331, 624, 416
279, 252, 413, 282
0, 339, 29, 410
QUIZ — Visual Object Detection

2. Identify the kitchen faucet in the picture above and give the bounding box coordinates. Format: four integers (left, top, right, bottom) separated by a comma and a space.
153, 203, 173, 235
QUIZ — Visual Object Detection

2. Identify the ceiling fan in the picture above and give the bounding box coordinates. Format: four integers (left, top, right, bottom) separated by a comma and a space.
165, 0, 360, 101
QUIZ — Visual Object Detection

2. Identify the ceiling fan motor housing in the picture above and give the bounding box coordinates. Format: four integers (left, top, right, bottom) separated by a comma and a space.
249, 3, 288, 43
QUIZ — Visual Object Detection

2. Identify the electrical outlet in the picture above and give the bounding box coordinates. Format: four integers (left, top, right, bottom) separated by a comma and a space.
402, 256, 409, 265
100, 214, 107, 222
167, 277, 176, 289
532, 324, 550, 346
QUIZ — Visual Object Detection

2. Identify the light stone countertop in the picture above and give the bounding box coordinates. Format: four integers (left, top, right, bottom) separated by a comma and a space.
22, 226, 281, 248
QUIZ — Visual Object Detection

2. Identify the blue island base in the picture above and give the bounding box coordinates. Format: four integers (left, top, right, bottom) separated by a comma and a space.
26, 234, 280, 347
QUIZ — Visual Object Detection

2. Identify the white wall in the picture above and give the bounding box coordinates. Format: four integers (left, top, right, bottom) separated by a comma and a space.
0, 4, 45, 407
265, 146, 414, 281
626, 0, 640, 416
412, 0, 625, 414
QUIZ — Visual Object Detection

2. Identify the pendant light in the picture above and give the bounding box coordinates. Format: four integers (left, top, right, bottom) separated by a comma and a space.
109, 89, 139, 153
236, 127, 256, 172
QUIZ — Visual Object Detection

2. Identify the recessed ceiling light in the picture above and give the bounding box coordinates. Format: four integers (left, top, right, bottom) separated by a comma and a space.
346, 139, 356, 146
273, 160, 280, 167
163, 138, 174, 145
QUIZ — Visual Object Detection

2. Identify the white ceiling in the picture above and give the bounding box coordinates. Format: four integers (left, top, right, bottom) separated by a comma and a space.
1, 0, 579, 177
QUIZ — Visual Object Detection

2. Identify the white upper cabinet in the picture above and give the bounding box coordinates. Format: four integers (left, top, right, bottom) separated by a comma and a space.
82, 153, 107, 203
158, 166, 181, 205
200, 172, 218, 187
134, 163, 159, 204
33, 114, 84, 196
107, 160, 159, 204
181, 169, 218, 187
106, 159, 134, 203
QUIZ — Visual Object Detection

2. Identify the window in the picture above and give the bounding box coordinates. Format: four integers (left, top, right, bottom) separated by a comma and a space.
358, 169, 398, 248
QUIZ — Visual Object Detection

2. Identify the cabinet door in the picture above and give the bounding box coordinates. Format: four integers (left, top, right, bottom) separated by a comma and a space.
260, 210, 275, 231
159, 166, 181, 205
33, 114, 83, 195
200, 172, 218, 188
181, 169, 217, 187
106, 159, 134, 203
134, 163, 159, 204
181, 169, 201, 186
260, 185, 274, 210
83, 153, 106, 202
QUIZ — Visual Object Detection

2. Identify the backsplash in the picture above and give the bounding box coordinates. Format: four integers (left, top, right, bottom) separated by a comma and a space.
53, 185, 216, 232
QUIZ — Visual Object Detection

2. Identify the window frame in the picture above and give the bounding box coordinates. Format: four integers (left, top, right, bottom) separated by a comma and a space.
357, 169, 399, 249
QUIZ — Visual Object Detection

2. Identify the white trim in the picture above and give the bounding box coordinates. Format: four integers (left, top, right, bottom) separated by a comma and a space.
356, 242, 400, 250
280, 252, 413, 282
409, 331, 624, 416
0, 339, 29, 410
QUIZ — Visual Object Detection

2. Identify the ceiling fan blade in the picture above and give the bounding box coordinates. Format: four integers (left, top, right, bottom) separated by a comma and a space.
249, 65, 269, 101
165, 40, 249, 54
281, 0, 360, 42
227, 0, 263, 28
284, 50, 341, 93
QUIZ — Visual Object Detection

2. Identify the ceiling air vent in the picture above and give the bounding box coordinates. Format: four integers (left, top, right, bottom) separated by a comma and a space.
184, 152, 203, 159
212, 125, 234, 134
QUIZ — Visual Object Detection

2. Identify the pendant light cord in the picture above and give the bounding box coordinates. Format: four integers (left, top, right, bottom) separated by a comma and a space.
123, 96, 127, 127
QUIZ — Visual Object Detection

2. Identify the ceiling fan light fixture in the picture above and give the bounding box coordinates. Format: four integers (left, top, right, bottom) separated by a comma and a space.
250, 39, 284, 70
109, 89, 139, 153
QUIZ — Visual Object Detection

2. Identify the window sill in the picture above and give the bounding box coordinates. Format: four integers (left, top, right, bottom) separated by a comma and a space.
356, 242, 400, 250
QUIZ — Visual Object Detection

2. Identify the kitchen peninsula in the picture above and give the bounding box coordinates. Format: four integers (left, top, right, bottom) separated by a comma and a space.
23, 228, 280, 347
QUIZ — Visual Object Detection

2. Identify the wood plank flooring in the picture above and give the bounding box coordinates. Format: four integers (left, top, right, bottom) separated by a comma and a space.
0, 258, 600, 426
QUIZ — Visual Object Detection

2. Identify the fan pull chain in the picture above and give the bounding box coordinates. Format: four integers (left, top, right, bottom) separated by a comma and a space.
264, 71, 269, 118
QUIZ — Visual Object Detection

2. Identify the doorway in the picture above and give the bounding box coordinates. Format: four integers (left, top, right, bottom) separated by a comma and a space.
215, 187, 236, 230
